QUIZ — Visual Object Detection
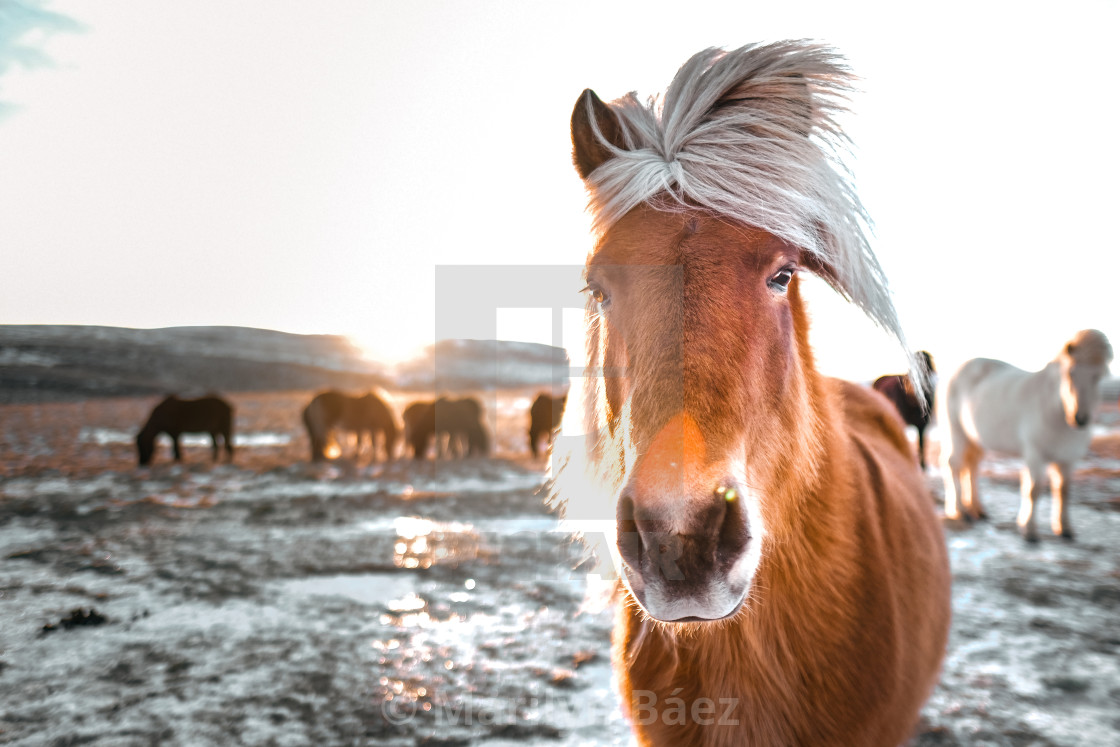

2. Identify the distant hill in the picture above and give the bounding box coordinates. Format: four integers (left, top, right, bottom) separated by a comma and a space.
396, 338, 571, 391
0, 326, 571, 403
0, 325, 387, 403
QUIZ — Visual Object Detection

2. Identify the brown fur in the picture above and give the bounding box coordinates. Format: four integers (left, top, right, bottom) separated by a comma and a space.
402, 397, 489, 459
302, 390, 399, 462
566, 46, 951, 744
435, 396, 490, 457
571, 203, 950, 745
136, 394, 234, 466
872, 351, 936, 468
402, 400, 436, 459
528, 393, 567, 457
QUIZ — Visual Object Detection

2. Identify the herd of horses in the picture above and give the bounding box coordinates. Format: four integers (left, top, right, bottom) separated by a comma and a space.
126, 41, 1113, 745
135, 390, 566, 466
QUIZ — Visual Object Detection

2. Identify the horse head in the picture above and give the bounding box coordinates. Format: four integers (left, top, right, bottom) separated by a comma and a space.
1058, 329, 1112, 428
569, 44, 907, 623
136, 430, 155, 466
136, 395, 176, 466
585, 210, 825, 620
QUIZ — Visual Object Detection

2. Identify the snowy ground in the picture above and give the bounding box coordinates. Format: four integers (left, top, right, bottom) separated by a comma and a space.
1, 392, 1118, 746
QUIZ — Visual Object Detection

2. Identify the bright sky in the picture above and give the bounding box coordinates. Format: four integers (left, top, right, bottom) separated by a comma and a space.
1, 0, 1118, 382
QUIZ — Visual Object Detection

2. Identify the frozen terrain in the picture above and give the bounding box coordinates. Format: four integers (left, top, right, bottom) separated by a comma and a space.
1, 392, 1118, 746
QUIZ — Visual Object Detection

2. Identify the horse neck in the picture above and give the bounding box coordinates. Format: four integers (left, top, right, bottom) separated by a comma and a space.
138, 417, 162, 440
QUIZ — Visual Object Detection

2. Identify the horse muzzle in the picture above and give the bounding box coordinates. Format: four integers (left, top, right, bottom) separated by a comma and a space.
1065, 409, 1091, 429
616, 477, 755, 622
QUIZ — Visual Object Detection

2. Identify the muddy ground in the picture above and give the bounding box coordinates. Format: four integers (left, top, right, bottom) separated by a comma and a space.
1, 391, 1118, 746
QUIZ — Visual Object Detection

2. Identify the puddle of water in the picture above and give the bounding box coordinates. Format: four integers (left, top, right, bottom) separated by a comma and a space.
355, 516, 557, 535
183, 432, 291, 447
78, 428, 292, 447
281, 573, 421, 606
234, 433, 292, 447
391, 516, 487, 569
394, 470, 546, 495
78, 427, 135, 445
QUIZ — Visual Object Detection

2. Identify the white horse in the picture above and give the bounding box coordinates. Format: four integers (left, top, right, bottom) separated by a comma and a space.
940, 329, 1112, 541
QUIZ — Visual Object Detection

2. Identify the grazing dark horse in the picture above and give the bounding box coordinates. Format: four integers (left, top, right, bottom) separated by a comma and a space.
528, 393, 567, 457
435, 396, 489, 457
554, 42, 950, 746
402, 400, 436, 459
872, 350, 936, 468
402, 397, 489, 459
136, 395, 234, 466
302, 390, 399, 462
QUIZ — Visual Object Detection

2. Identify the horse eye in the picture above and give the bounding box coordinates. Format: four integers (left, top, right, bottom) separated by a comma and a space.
585, 283, 610, 309
768, 268, 795, 292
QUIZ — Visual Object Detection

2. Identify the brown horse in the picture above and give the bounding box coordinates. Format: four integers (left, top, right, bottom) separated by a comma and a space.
302, 390, 399, 462
136, 395, 234, 466
556, 43, 950, 746
401, 396, 489, 459
872, 350, 936, 468
402, 400, 436, 459
435, 396, 489, 457
528, 392, 566, 457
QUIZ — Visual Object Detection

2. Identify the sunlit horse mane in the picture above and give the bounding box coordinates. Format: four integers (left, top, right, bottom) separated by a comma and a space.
581, 41, 908, 364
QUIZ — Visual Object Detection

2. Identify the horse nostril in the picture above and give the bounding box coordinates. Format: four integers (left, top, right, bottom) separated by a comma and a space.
714, 484, 739, 502
717, 481, 751, 556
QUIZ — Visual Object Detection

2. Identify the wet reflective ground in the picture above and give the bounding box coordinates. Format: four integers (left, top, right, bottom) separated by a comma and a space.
1, 393, 1119, 746
0, 458, 629, 745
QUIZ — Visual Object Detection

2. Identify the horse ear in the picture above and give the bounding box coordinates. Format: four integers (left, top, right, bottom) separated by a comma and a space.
571, 88, 626, 179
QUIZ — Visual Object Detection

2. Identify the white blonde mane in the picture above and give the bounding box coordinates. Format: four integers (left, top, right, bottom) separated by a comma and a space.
583, 41, 913, 372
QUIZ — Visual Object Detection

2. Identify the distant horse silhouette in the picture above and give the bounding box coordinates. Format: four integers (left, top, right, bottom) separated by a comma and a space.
302, 390, 399, 462
528, 393, 566, 457
402, 397, 489, 458
402, 400, 436, 459
136, 395, 234, 466
554, 43, 950, 745
436, 396, 489, 457
873, 350, 936, 468
941, 329, 1112, 541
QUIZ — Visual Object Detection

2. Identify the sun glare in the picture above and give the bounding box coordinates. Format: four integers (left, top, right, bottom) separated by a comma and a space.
347, 329, 429, 368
